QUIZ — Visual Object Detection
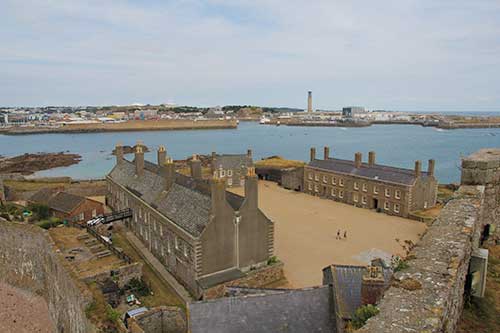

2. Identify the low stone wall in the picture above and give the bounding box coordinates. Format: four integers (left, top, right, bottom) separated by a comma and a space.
82, 262, 142, 288
128, 306, 186, 333
359, 148, 500, 333
0, 222, 95, 332
202, 262, 285, 299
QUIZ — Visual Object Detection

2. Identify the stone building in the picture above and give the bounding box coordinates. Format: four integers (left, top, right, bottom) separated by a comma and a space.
303, 147, 437, 217
210, 150, 253, 187
106, 144, 274, 299
29, 189, 104, 223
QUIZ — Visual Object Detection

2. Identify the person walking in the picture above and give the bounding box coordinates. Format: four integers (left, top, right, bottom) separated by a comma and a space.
344, 230, 347, 239
336, 229, 341, 240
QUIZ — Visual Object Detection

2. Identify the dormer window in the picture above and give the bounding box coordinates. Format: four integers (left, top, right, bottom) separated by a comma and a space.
227, 170, 233, 177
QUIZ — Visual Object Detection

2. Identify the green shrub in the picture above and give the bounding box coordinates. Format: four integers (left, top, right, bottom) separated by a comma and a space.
28, 203, 50, 220
352, 304, 380, 329
36, 217, 62, 229
124, 278, 151, 297
106, 305, 121, 323
267, 256, 279, 265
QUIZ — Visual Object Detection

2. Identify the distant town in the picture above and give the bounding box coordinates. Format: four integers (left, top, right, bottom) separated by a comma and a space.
2, 92, 500, 133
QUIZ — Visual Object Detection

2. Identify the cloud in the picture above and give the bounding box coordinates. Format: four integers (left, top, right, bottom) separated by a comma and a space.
1, 0, 499, 110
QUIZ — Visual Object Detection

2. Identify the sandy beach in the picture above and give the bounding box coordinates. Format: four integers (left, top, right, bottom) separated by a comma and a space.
231, 181, 427, 288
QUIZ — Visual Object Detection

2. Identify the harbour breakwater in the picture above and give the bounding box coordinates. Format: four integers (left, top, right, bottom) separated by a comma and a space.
1, 119, 237, 135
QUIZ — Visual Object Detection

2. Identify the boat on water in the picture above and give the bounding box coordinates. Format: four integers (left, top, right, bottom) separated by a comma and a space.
259, 117, 271, 124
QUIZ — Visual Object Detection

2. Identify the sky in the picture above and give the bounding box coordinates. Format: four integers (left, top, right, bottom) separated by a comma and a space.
1, 0, 500, 111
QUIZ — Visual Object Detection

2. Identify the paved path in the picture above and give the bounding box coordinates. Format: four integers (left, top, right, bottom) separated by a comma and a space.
125, 231, 193, 304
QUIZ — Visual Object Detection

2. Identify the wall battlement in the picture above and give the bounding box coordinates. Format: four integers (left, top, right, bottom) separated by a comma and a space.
360, 148, 500, 333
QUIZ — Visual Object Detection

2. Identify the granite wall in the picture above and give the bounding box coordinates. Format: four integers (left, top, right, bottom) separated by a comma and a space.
359, 148, 500, 333
128, 306, 186, 333
0, 222, 95, 333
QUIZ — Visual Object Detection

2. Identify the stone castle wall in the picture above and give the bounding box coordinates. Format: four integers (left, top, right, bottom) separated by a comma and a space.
128, 306, 186, 333
0, 223, 95, 333
359, 148, 500, 333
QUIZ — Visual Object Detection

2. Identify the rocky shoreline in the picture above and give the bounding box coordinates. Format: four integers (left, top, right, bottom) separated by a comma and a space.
0, 152, 82, 175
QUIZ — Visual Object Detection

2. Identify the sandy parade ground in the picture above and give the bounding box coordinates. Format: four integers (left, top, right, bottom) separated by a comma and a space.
231, 181, 427, 288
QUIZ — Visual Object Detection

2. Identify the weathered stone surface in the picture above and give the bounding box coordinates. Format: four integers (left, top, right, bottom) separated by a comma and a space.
359, 148, 500, 333
0, 223, 94, 333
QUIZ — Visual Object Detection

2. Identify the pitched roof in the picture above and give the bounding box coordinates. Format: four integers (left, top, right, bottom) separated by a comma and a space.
323, 264, 392, 319
213, 154, 252, 171
29, 187, 59, 205
47, 192, 86, 214
308, 158, 428, 185
188, 285, 337, 333
108, 158, 247, 237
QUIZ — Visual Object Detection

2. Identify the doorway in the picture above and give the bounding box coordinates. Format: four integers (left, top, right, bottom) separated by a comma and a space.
373, 198, 379, 210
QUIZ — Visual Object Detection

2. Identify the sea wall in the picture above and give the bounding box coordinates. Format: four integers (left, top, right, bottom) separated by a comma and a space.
359, 148, 500, 333
0, 222, 95, 333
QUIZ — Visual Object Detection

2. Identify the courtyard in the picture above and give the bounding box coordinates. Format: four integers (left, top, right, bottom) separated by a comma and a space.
231, 181, 427, 288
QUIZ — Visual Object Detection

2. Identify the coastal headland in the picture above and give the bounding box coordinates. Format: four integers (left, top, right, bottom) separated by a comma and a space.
0, 119, 237, 135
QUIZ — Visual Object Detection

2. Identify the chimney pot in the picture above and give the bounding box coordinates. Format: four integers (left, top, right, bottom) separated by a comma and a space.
415, 160, 422, 177
135, 142, 145, 176
310, 147, 316, 162
157, 145, 166, 166
428, 159, 435, 177
361, 265, 386, 306
190, 154, 202, 179
161, 158, 175, 190
324, 147, 330, 160
355, 152, 362, 168
368, 151, 376, 166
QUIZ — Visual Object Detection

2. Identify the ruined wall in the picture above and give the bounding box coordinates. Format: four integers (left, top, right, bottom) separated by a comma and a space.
0, 222, 95, 333
82, 262, 143, 288
359, 148, 500, 333
128, 306, 186, 333
202, 262, 285, 299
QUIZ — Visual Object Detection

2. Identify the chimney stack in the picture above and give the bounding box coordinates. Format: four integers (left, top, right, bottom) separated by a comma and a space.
160, 157, 175, 190
415, 160, 422, 177
355, 152, 362, 168
244, 167, 258, 210
368, 151, 376, 166
310, 147, 316, 162
428, 159, 435, 177
247, 149, 253, 159
211, 151, 217, 174
115, 142, 123, 164
157, 145, 166, 166
361, 265, 386, 306
307, 91, 313, 113
210, 171, 227, 213
190, 154, 202, 179
324, 147, 330, 160
135, 143, 144, 177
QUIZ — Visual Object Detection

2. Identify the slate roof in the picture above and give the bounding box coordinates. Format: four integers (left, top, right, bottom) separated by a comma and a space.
29, 187, 59, 205
108, 158, 247, 237
308, 158, 429, 186
213, 154, 252, 170
47, 192, 86, 214
323, 264, 392, 319
188, 285, 337, 333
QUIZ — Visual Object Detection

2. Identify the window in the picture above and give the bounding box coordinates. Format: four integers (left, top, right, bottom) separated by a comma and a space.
362, 183, 367, 192
314, 174, 319, 181
395, 190, 401, 199
159, 224, 163, 236
373, 186, 379, 194
314, 184, 319, 193
384, 201, 390, 210
339, 190, 344, 198
362, 196, 367, 204
385, 188, 390, 197
175, 236, 179, 250
332, 177, 337, 185
394, 203, 400, 213
308, 182, 313, 191
92, 209, 97, 218
153, 220, 156, 231
354, 182, 359, 190
339, 178, 344, 187
240, 179, 245, 186
161, 246, 165, 256
220, 169, 226, 177
154, 240, 158, 250
167, 238, 171, 253
308, 172, 313, 180
424, 201, 428, 209
353, 193, 359, 202
183, 244, 188, 257
79, 212, 84, 221
331, 188, 336, 197
323, 175, 327, 183
227, 178, 233, 186
227, 170, 233, 177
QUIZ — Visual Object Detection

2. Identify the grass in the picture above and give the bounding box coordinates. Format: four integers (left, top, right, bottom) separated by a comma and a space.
457, 245, 500, 333
112, 229, 183, 308
255, 156, 305, 169
85, 283, 120, 332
